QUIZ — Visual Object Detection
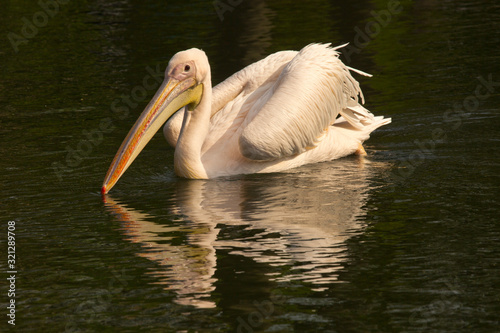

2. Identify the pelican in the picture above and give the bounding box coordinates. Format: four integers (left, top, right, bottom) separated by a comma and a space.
102, 43, 390, 194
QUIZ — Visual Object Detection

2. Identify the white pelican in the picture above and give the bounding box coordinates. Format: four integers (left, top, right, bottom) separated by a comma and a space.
102, 43, 390, 194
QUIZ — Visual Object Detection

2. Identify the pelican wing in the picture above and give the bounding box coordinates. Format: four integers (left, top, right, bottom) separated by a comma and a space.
200, 50, 299, 153
211, 50, 298, 115
164, 50, 298, 148
239, 43, 366, 161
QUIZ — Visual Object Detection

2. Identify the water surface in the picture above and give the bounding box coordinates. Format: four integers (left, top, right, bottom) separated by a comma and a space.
1, 0, 499, 332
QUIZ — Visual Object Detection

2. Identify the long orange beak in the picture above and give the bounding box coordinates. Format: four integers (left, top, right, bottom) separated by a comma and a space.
101, 76, 203, 194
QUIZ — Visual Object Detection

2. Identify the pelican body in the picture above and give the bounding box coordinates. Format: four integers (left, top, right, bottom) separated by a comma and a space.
102, 43, 390, 193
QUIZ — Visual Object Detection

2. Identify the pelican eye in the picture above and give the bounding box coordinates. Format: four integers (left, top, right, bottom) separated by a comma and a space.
184, 65, 191, 72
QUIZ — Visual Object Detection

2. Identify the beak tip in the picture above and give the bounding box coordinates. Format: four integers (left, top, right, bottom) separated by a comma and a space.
101, 185, 107, 195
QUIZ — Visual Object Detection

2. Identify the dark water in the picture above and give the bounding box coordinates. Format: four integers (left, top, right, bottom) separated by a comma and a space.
1, 0, 500, 332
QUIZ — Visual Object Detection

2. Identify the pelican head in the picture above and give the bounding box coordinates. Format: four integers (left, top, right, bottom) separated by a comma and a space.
102, 48, 209, 194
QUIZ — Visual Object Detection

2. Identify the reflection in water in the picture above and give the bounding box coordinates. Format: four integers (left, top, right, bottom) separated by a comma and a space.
104, 157, 381, 308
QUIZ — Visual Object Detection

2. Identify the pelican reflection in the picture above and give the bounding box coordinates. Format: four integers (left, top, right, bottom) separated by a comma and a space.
104, 157, 380, 308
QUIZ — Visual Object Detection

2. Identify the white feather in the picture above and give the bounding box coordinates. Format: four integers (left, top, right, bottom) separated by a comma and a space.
163, 43, 391, 178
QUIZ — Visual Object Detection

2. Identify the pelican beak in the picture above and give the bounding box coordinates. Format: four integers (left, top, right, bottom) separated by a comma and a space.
102, 76, 203, 194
